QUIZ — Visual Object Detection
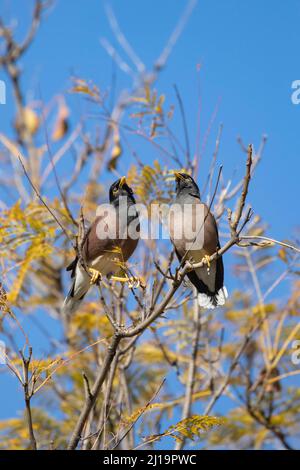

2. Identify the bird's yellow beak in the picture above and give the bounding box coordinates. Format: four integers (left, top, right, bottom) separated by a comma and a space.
119, 176, 127, 188
174, 171, 184, 181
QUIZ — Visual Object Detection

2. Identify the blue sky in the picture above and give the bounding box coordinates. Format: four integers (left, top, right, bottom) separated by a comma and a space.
0, 0, 300, 447
1, 0, 299, 235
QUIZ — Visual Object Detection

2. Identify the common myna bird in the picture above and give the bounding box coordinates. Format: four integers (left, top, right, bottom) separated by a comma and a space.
169, 172, 227, 309
62, 177, 139, 315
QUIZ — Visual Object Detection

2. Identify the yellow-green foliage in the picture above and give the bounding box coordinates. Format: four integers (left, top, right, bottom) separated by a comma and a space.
0, 201, 57, 303
147, 415, 224, 445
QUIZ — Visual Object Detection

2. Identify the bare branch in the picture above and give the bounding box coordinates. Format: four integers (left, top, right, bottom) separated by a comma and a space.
104, 2, 145, 74
20, 347, 37, 450
155, 0, 197, 71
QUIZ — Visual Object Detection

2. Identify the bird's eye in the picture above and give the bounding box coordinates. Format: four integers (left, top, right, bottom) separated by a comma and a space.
113, 187, 119, 194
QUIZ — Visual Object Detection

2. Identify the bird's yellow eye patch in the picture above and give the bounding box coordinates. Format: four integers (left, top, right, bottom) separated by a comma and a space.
113, 187, 119, 194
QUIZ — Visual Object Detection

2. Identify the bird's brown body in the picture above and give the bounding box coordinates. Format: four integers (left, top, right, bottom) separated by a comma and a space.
82, 209, 139, 269
170, 172, 227, 309
169, 200, 220, 295
62, 177, 139, 316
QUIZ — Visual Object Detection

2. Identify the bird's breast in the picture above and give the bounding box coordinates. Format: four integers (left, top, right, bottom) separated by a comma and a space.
169, 201, 205, 255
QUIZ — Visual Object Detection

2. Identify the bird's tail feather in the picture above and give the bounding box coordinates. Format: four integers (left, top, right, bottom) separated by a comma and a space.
61, 270, 90, 316
62, 290, 87, 316
198, 286, 228, 309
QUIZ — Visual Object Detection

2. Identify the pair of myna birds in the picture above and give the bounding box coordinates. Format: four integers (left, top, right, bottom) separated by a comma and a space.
62, 173, 228, 315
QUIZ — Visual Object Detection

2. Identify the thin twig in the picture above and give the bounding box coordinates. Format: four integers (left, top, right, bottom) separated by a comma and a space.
112, 379, 166, 450
20, 347, 37, 450
173, 84, 191, 167
17, 155, 75, 248
175, 288, 201, 450
240, 235, 300, 254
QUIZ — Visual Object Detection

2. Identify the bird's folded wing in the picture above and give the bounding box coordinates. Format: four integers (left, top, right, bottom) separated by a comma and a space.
82, 205, 120, 263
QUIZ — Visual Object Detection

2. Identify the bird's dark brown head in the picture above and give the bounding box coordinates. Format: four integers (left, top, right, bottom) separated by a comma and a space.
109, 176, 136, 205
174, 172, 200, 198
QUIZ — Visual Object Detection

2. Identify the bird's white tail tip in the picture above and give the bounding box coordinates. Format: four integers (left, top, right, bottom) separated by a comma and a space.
198, 286, 228, 309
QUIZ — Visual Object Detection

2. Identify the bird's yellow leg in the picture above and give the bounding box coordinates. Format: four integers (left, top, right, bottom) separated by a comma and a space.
110, 275, 144, 289
89, 268, 102, 284
202, 255, 211, 269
